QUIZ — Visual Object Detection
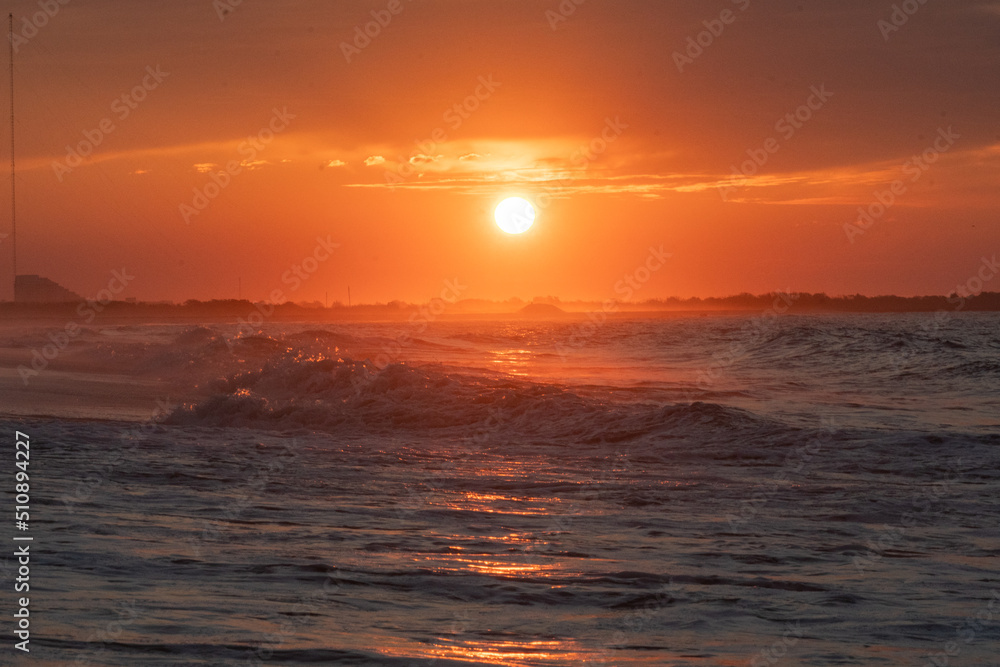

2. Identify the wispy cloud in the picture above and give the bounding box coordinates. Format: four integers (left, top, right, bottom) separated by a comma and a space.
340, 140, 1000, 208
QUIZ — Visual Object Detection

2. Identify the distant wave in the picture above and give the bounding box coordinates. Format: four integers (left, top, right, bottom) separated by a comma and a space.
164, 338, 801, 446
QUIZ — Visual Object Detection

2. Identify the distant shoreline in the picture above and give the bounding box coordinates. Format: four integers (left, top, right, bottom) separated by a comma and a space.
1, 291, 998, 322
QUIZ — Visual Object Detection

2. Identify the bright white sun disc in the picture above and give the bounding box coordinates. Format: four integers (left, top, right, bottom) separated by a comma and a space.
494, 197, 536, 234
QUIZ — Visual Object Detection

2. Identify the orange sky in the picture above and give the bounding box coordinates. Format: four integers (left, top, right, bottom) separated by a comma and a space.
1, 0, 998, 303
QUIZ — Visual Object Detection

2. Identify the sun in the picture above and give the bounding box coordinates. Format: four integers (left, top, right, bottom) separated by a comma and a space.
494, 197, 536, 235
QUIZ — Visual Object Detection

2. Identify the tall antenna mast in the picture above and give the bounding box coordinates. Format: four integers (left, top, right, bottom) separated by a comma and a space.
9, 13, 15, 287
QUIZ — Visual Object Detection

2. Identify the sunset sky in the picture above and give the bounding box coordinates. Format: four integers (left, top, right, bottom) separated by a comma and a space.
1, 0, 998, 303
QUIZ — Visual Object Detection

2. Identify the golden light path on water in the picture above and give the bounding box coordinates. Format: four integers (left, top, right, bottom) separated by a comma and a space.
388, 485, 578, 664
489, 349, 535, 377
424, 639, 576, 665
376, 484, 681, 666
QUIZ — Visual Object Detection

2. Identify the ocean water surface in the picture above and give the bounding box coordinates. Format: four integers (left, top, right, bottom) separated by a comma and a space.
1, 313, 998, 665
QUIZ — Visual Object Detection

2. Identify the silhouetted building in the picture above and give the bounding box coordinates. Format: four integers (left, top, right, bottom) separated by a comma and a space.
14, 275, 82, 303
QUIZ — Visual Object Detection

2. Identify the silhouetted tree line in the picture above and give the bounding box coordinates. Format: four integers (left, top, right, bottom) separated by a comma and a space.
3, 292, 1000, 319
641, 292, 1000, 312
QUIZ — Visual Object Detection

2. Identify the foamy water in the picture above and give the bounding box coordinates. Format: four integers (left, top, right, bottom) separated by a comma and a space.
2, 313, 998, 665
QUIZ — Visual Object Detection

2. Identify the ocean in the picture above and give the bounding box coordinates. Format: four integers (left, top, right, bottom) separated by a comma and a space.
1, 312, 998, 666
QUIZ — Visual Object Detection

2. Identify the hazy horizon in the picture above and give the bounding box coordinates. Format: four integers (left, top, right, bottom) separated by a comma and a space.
5, 289, 1000, 311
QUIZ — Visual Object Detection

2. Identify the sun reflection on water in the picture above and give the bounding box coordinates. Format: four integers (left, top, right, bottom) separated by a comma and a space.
489, 348, 535, 376
442, 490, 556, 516
381, 473, 616, 664
379, 637, 601, 667
429, 638, 578, 665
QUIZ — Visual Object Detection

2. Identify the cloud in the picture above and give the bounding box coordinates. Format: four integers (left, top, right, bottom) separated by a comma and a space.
459, 153, 487, 161
327, 159, 347, 167
199, 157, 272, 172
364, 155, 386, 166
339, 141, 1000, 209
409, 154, 442, 165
